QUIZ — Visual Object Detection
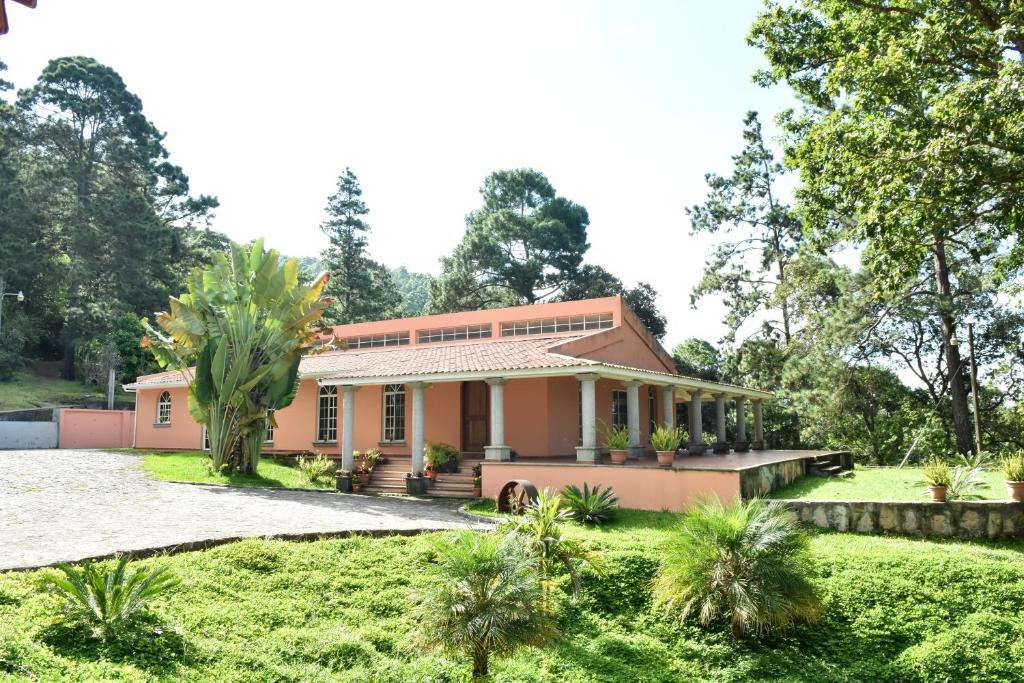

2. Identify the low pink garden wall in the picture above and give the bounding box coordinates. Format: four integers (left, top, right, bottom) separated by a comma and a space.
59, 409, 135, 449
481, 461, 741, 512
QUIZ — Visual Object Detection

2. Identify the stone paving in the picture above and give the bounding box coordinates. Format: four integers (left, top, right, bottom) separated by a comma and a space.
0, 450, 487, 571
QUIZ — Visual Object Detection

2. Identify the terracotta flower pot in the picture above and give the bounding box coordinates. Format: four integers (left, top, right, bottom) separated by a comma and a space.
1007, 481, 1024, 503
472, 487, 482, 497
609, 449, 628, 465
656, 451, 675, 468
929, 485, 948, 502
358, 472, 370, 485
352, 481, 363, 493
426, 466, 438, 481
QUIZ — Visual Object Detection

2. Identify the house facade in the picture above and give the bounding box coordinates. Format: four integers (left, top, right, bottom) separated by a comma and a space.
126, 296, 772, 476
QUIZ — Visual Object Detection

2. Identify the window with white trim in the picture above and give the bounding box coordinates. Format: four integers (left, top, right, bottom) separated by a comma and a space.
202, 426, 209, 451
648, 386, 657, 435
265, 410, 275, 443
345, 332, 410, 349
382, 384, 406, 443
500, 312, 613, 337
156, 391, 172, 424
416, 324, 492, 344
317, 386, 338, 442
612, 390, 627, 429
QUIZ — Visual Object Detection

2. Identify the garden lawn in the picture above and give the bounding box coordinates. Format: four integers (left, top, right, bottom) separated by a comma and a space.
134, 449, 332, 490
2, 508, 1023, 682
0, 371, 131, 410
767, 466, 1006, 501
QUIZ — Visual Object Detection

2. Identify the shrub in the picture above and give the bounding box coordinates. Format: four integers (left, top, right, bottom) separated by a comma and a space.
414, 530, 557, 682
654, 497, 820, 638
43, 556, 179, 639
948, 463, 989, 500
920, 458, 952, 487
561, 483, 619, 524
1001, 452, 1024, 482
218, 538, 284, 572
0, 328, 26, 382
897, 612, 1024, 682
424, 442, 457, 468
602, 423, 631, 450
297, 451, 334, 485
650, 424, 685, 452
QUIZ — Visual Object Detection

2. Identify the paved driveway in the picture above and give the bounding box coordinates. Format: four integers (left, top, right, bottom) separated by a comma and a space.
0, 450, 486, 571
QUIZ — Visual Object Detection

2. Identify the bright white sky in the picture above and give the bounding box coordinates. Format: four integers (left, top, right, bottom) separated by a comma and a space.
1, 0, 797, 350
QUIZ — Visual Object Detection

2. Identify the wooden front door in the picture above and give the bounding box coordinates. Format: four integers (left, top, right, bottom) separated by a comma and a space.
461, 381, 489, 454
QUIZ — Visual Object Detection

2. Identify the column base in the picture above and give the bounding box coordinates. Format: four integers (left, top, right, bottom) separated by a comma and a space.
626, 446, 645, 460
484, 446, 512, 461
733, 441, 750, 453
751, 440, 765, 451
713, 442, 730, 454
687, 442, 708, 455
575, 446, 603, 463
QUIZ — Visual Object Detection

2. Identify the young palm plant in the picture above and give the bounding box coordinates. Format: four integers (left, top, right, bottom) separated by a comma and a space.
654, 497, 820, 638
561, 483, 619, 524
414, 531, 556, 682
509, 489, 605, 608
44, 556, 179, 639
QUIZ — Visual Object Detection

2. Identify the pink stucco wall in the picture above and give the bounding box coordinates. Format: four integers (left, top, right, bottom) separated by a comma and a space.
58, 409, 135, 449
481, 462, 741, 512
133, 386, 204, 450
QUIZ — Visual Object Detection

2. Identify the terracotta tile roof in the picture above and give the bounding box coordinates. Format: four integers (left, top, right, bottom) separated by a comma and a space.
127, 369, 193, 387
307, 336, 596, 379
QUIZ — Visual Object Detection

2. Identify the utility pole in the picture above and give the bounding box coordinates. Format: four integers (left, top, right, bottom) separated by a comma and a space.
0, 277, 26, 337
967, 323, 982, 454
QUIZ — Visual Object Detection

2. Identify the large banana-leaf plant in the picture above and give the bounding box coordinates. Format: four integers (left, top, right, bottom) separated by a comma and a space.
142, 240, 331, 473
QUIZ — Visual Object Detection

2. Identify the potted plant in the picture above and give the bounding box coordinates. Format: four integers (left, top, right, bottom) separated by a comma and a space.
335, 468, 352, 493
362, 448, 382, 472
356, 463, 371, 486
651, 424, 685, 467
1001, 452, 1024, 503
602, 424, 631, 465
921, 458, 952, 502
424, 442, 450, 480
472, 463, 483, 497
406, 471, 428, 495
352, 473, 364, 493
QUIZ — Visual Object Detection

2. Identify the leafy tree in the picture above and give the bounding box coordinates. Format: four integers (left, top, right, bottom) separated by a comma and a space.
17, 56, 218, 376
559, 264, 668, 339
415, 531, 556, 682
430, 168, 590, 312
750, 1, 1024, 453
142, 240, 330, 473
672, 338, 722, 381
390, 266, 432, 316
654, 497, 820, 638
318, 168, 403, 324
687, 112, 802, 346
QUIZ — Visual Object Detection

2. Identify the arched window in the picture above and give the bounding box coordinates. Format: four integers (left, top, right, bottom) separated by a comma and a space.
156, 391, 172, 425
317, 385, 338, 442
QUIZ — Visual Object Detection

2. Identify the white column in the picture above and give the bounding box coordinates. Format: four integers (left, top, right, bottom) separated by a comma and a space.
687, 390, 705, 454
753, 400, 765, 450
485, 378, 511, 461
734, 396, 749, 452
340, 386, 358, 471
661, 386, 675, 429
625, 381, 643, 459
576, 374, 600, 462
410, 382, 425, 473
714, 393, 728, 453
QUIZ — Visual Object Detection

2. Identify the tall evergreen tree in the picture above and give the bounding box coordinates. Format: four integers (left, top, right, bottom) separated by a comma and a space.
318, 168, 402, 324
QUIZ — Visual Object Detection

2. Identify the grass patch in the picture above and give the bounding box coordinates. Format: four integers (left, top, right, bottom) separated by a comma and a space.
768, 466, 1006, 501
0, 371, 132, 410
2, 512, 1023, 681
134, 450, 333, 490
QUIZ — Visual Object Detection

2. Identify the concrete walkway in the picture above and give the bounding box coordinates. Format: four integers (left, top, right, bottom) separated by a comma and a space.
0, 450, 486, 571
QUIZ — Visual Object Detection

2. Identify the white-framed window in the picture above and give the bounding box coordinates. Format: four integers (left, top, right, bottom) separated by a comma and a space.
156, 391, 172, 424
382, 384, 406, 443
500, 312, 613, 337
202, 426, 209, 451
317, 385, 338, 442
265, 410, 275, 443
345, 332, 410, 349
648, 386, 657, 435
612, 390, 628, 430
416, 323, 492, 344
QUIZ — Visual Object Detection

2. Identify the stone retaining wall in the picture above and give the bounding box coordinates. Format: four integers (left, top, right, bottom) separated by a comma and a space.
779, 499, 1024, 539
740, 458, 806, 499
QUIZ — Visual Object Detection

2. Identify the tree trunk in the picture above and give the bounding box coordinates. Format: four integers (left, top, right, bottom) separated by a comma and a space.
471, 649, 489, 682
932, 240, 974, 454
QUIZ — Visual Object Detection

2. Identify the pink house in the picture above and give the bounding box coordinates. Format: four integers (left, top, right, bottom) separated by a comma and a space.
125, 296, 826, 509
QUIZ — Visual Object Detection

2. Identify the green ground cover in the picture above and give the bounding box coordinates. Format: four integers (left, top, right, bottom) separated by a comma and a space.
767, 466, 1007, 501
134, 450, 333, 490
0, 371, 131, 411
2, 508, 1023, 681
